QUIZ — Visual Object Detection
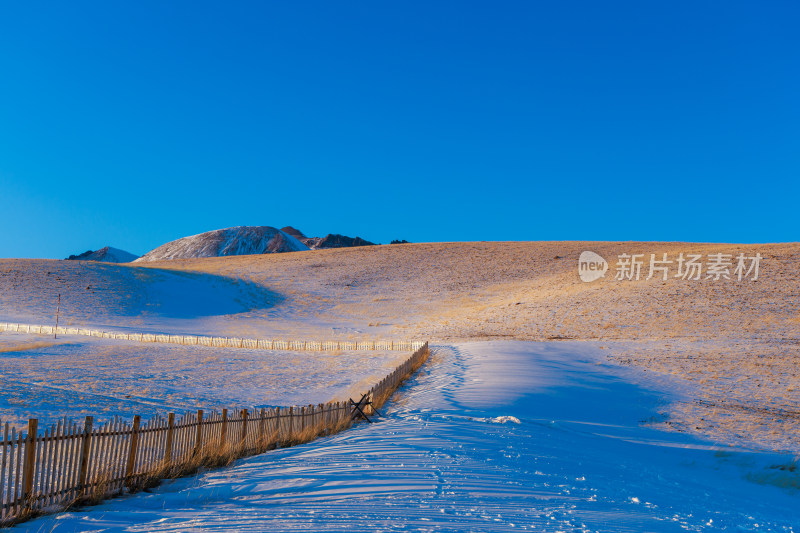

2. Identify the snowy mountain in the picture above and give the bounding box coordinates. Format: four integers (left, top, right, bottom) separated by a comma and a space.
304, 234, 375, 249
280, 226, 375, 250
134, 226, 309, 262
65, 246, 139, 263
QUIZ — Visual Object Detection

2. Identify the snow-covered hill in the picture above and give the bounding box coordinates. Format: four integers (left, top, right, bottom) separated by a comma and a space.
65, 246, 138, 263
134, 226, 309, 262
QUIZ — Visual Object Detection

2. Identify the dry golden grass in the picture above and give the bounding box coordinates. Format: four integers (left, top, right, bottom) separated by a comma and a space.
22, 410, 358, 524
2, 241, 798, 450
371, 346, 430, 409
131, 241, 799, 343
0, 341, 65, 353
136, 241, 800, 451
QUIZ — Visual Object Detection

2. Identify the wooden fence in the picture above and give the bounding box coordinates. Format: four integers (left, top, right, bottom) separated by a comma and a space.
0, 342, 430, 525
0, 322, 424, 352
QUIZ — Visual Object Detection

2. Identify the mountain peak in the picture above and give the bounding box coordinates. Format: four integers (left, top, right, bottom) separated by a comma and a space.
134, 226, 309, 262
65, 246, 138, 263
280, 226, 307, 239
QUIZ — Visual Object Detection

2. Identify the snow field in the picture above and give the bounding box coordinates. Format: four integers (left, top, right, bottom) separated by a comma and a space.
0, 333, 408, 430
20, 341, 800, 532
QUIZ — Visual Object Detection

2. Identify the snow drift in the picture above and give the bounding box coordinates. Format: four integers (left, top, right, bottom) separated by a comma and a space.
135, 226, 309, 262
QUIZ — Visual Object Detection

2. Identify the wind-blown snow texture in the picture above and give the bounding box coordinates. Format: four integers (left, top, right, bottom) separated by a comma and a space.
135, 226, 309, 262
23, 342, 800, 532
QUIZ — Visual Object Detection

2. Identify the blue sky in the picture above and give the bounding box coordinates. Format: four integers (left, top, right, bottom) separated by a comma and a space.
1, 2, 798, 258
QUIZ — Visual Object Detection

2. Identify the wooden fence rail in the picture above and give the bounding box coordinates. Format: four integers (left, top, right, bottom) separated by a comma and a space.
0, 322, 424, 353
0, 342, 430, 525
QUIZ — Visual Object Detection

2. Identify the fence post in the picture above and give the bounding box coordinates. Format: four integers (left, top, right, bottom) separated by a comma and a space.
125, 415, 141, 485
78, 416, 93, 494
23, 419, 38, 502
240, 409, 248, 446
165, 413, 175, 463
220, 409, 228, 445
259, 408, 266, 445
194, 410, 204, 455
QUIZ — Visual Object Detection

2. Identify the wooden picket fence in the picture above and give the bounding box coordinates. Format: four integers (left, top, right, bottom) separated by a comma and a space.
0, 342, 430, 525
0, 322, 424, 352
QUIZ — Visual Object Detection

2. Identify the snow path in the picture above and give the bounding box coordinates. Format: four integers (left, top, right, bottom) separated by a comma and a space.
22, 341, 800, 532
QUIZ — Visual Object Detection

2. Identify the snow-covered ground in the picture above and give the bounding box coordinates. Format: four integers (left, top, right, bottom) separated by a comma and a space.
110, 242, 800, 455
21, 342, 800, 532
0, 260, 282, 335
0, 258, 376, 340
2, 242, 799, 529
0, 333, 406, 429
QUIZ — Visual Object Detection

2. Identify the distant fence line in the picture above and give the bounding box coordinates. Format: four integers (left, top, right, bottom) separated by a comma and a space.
0, 322, 425, 352
0, 342, 430, 525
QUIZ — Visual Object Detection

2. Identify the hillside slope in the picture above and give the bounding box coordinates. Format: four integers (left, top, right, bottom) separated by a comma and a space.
3, 241, 800, 452
136, 241, 800, 453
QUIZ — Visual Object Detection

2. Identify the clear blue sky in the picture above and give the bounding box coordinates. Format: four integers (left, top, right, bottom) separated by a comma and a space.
1, 2, 798, 258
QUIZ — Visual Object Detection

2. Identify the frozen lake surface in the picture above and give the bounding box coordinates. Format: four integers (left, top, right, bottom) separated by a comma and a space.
22, 341, 800, 532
